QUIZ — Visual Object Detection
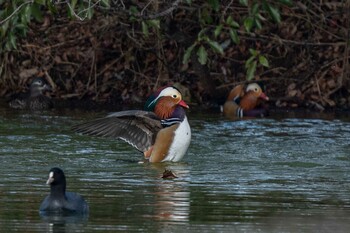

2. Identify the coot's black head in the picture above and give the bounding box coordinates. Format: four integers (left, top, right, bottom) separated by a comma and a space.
47, 167, 66, 190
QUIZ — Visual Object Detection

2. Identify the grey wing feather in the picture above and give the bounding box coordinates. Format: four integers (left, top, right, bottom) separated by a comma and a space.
72, 110, 162, 152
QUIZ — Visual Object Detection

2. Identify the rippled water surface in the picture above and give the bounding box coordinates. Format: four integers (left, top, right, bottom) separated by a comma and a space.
1, 105, 350, 232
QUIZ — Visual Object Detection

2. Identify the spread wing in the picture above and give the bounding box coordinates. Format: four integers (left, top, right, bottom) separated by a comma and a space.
72, 110, 162, 152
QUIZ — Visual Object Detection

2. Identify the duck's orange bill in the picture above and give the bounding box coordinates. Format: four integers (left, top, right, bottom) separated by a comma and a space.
260, 93, 269, 101
179, 100, 189, 108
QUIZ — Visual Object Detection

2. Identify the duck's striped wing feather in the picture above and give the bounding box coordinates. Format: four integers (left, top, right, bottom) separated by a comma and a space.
72, 110, 162, 152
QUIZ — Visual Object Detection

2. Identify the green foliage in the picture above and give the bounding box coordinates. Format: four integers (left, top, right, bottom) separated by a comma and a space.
141, 19, 160, 38
240, 0, 293, 33
0, 1, 49, 51
0, 0, 104, 51
183, 28, 224, 65
0, 0, 293, 82
245, 49, 269, 81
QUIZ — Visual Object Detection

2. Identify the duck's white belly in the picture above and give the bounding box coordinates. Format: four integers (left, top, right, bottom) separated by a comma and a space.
163, 117, 191, 162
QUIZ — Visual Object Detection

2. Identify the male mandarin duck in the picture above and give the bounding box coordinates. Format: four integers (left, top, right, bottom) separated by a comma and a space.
73, 86, 191, 163
8, 77, 53, 110
223, 83, 269, 118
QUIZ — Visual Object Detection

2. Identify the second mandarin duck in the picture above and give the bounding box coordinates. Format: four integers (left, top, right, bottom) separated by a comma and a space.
223, 83, 269, 119
8, 77, 53, 110
73, 86, 191, 163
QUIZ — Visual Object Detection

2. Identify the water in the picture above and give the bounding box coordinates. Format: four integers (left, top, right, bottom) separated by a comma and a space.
0, 105, 350, 232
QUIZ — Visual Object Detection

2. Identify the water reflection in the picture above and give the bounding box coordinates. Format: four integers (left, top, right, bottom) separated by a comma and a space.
40, 213, 88, 233
148, 163, 190, 225
1, 106, 350, 232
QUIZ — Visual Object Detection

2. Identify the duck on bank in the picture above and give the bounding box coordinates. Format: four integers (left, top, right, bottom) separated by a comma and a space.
223, 83, 269, 119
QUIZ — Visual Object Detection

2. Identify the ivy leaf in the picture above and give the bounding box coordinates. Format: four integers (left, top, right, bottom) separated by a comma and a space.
229, 28, 240, 44
147, 19, 160, 29
197, 45, 208, 65
214, 24, 223, 38
142, 21, 149, 37
183, 43, 196, 64
265, 4, 281, 23
246, 61, 257, 81
100, 0, 110, 8
244, 17, 254, 32
245, 56, 255, 69
259, 55, 269, 67
8, 32, 17, 50
86, 6, 93, 20
239, 0, 248, 7
226, 16, 239, 28
252, 3, 260, 15
31, 4, 44, 22
249, 48, 258, 56
254, 18, 262, 30
207, 40, 224, 54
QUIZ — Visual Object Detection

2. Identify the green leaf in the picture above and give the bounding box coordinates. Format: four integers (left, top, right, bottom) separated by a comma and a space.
1, 21, 9, 37
214, 24, 223, 38
183, 43, 196, 64
142, 21, 149, 37
71, 0, 78, 9
259, 55, 269, 67
47, 1, 57, 14
21, 5, 32, 24
246, 61, 257, 81
31, 3, 44, 22
147, 19, 160, 29
243, 17, 254, 32
129, 6, 139, 15
87, 7, 93, 19
239, 0, 248, 7
101, 0, 110, 8
208, 0, 220, 12
254, 18, 262, 29
8, 32, 17, 50
229, 28, 240, 44
200, 8, 213, 24
245, 56, 255, 68
207, 40, 224, 54
249, 48, 258, 56
226, 16, 239, 28
197, 29, 207, 40
197, 45, 208, 65
252, 3, 260, 15
265, 4, 281, 23
184, 0, 192, 4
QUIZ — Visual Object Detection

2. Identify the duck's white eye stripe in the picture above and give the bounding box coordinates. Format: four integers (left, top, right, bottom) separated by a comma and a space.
49, 171, 54, 179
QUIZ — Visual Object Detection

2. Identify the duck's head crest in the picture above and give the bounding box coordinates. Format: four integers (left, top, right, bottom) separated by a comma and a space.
144, 86, 189, 119
246, 83, 269, 100
30, 77, 52, 95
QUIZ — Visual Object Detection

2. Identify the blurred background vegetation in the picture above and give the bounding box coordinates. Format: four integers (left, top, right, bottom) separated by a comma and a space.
0, 0, 349, 110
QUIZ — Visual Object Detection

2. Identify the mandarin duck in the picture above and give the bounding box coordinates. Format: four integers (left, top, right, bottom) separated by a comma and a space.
8, 77, 53, 110
223, 83, 269, 119
40, 167, 89, 214
73, 86, 191, 163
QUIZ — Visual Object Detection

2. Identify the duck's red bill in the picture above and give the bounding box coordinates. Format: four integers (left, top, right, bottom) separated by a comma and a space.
179, 100, 189, 108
